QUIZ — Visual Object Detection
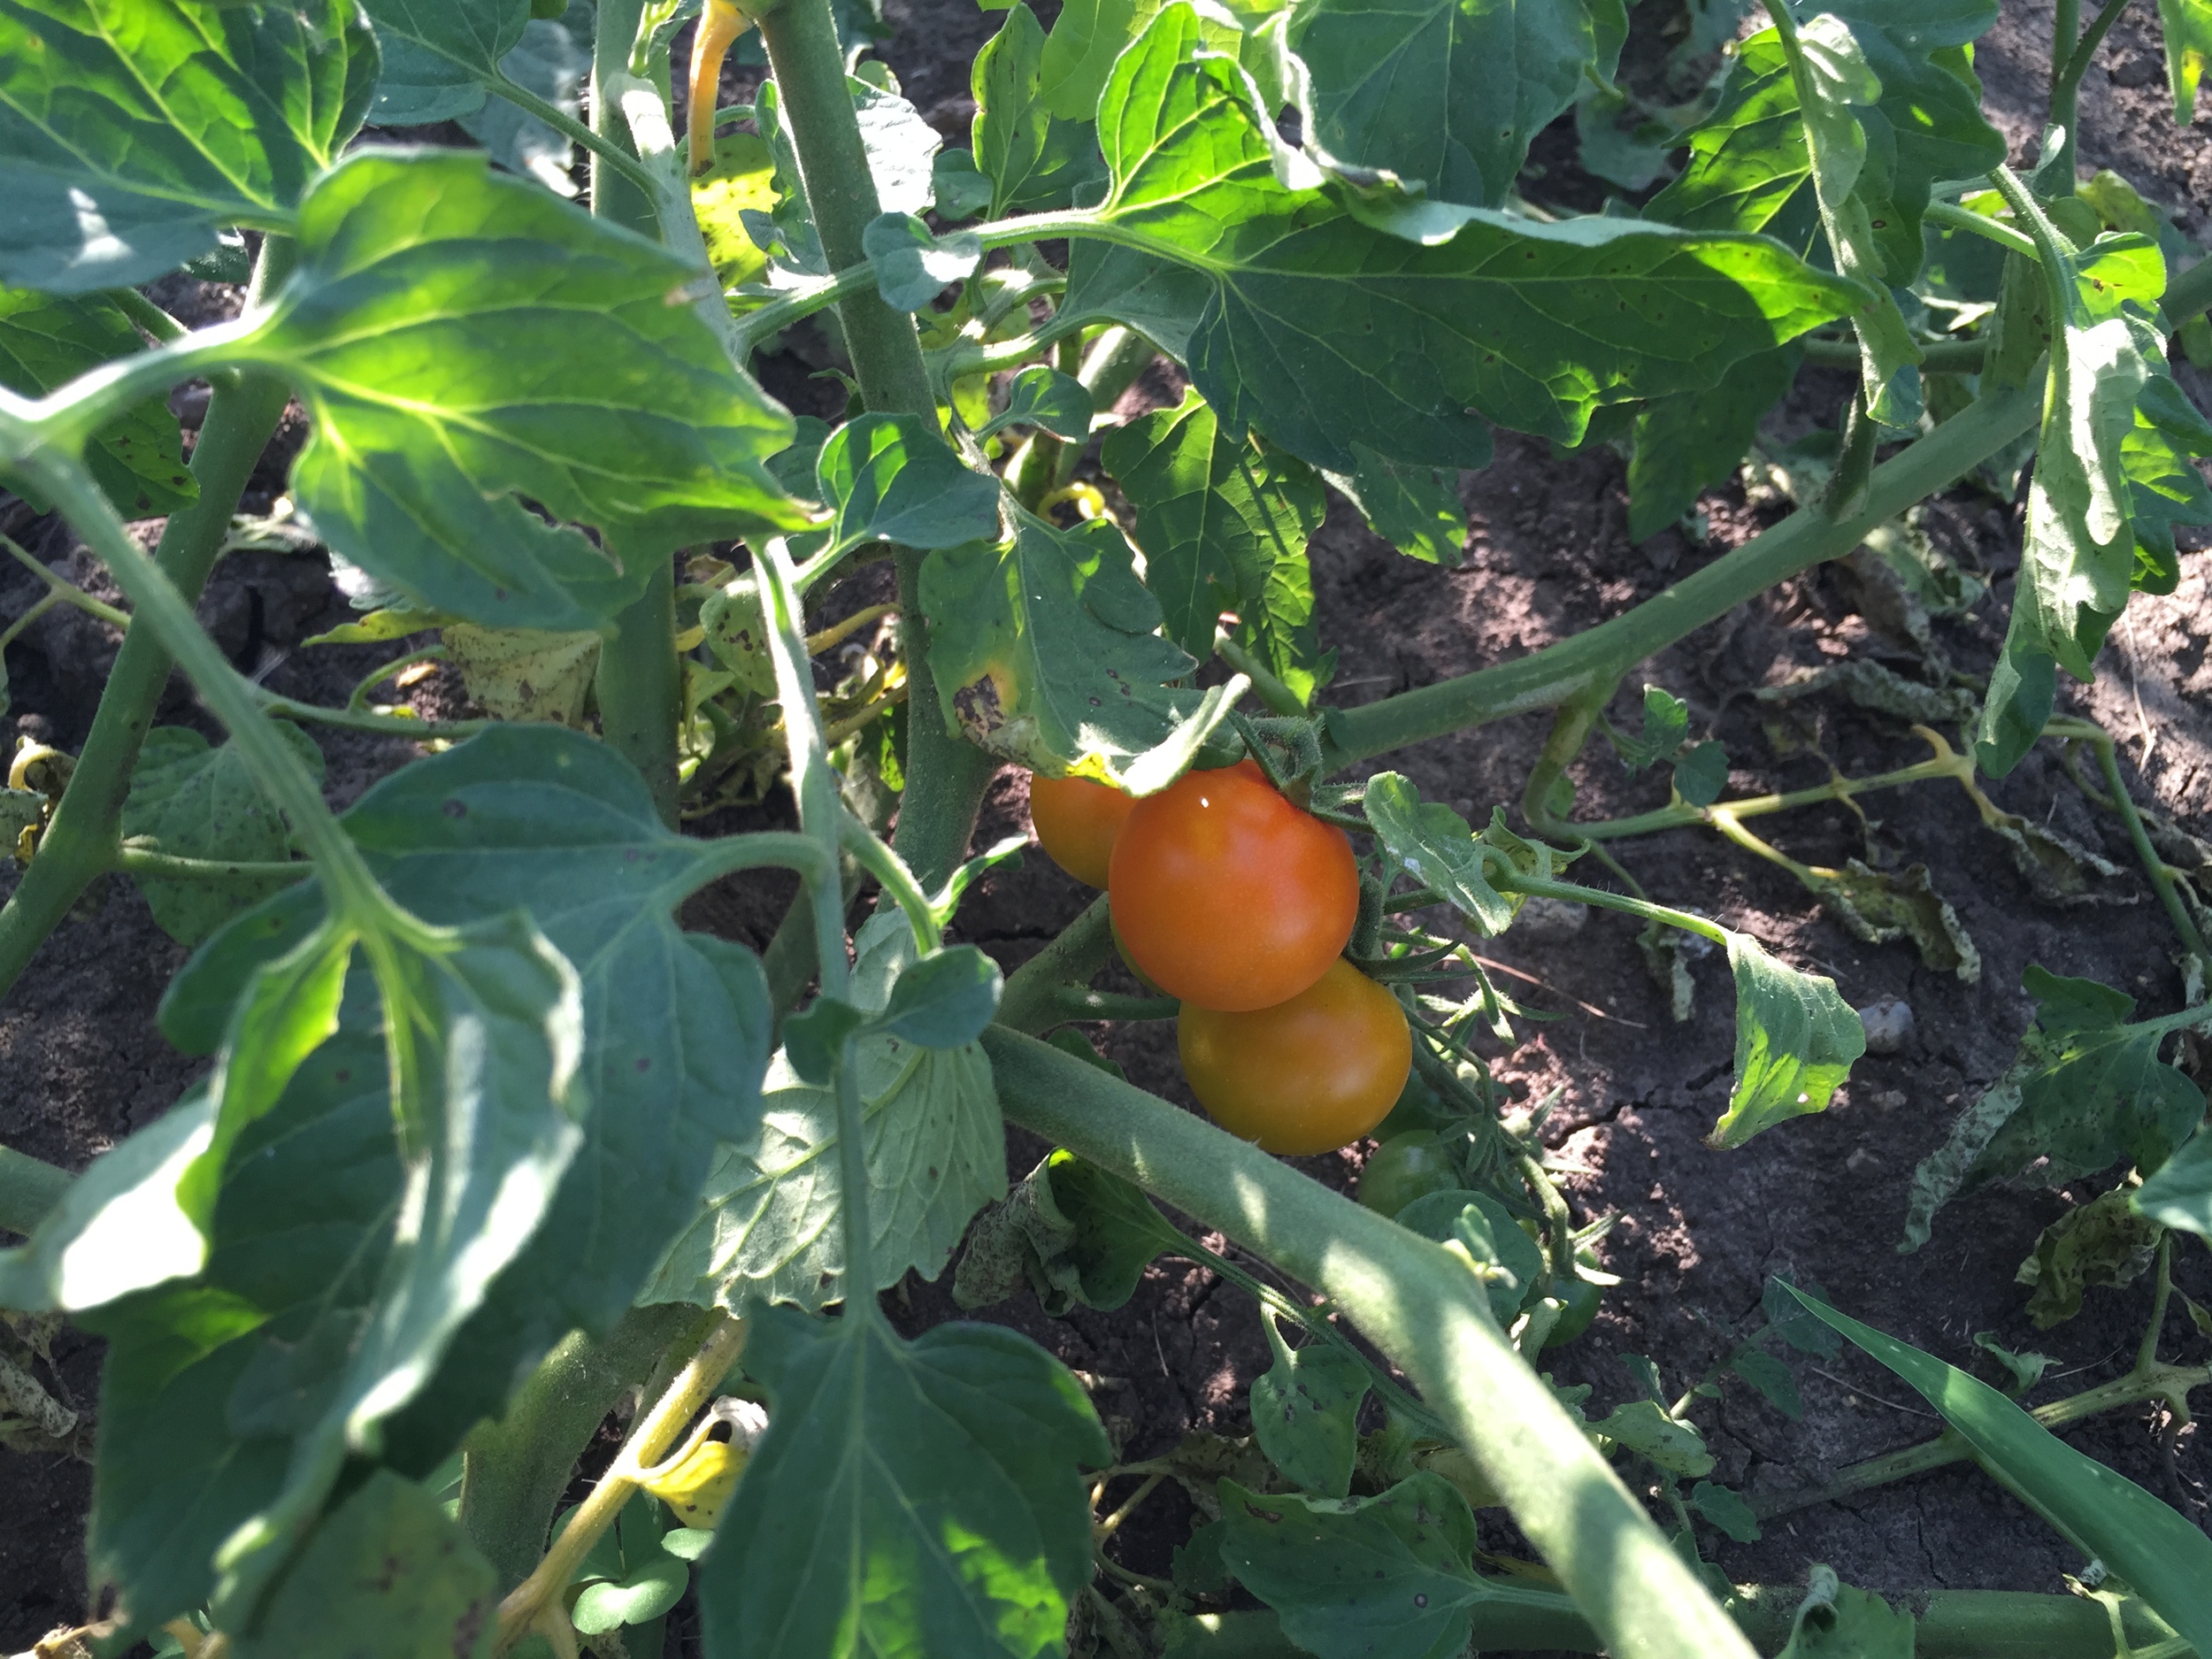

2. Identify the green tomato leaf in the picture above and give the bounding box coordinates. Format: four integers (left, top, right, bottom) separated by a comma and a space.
0, 0, 376, 290
1707, 933, 1865, 1148
231, 1471, 497, 1659
863, 211, 983, 311
2136, 1124, 2212, 1238
1691, 1479, 1763, 1543
698, 1308, 1109, 1659
1059, 237, 1214, 363
120, 725, 321, 947
1102, 389, 1327, 685
1085, 5, 1858, 473
972, 4, 1111, 217
457, 16, 591, 197
359, 0, 527, 123
1777, 1281, 2212, 1655
1901, 966, 2212, 1249
980, 365, 1094, 442
81, 1036, 394, 1633
1728, 1347, 1803, 1420
1250, 1317, 1368, 1499
1592, 1397, 1715, 1477
1363, 773, 1553, 938
933, 148, 995, 220
0, 288, 196, 519
813, 412, 1007, 562
1672, 740, 1730, 807
641, 909, 1005, 1312
1218, 1472, 1485, 1659
2155, 0, 2212, 122
1293, 0, 1618, 209
920, 508, 1245, 787
1610, 686, 1690, 774
879, 945, 1005, 1049
781, 996, 872, 1087
162, 727, 778, 1465
1321, 443, 1471, 568
1628, 348, 1798, 543
222, 150, 804, 633
571, 1555, 687, 1634
1391, 1189, 1544, 1323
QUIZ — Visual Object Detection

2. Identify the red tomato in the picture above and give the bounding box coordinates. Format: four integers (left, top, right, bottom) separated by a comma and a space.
1028, 773, 1135, 888
1179, 959, 1412, 1155
1108, 760, 1357, 1011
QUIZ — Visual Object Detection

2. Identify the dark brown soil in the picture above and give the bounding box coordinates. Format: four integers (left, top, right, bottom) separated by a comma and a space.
6, 2, 2212, 1651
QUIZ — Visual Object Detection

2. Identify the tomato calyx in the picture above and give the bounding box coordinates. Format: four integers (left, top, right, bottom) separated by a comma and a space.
1223, 709, 1366, 828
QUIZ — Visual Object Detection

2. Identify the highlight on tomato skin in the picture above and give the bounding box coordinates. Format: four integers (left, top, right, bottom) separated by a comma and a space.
1027, 772, 1136, 888
1108, 758, 1359, 1012
1177, 958, 1412, 1156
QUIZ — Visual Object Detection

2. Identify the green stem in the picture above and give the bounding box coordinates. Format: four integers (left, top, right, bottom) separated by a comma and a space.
0, 240, 296, 1006
2, 534, 133, 628
1320, 382, 2042, 767
594, 557, 683, 827
1050, 987, 1178, 1020
1214, 627, 1307, 716
459, 1303, 707, 1590
1801, 332, 1990, 372
348, 644, 445, 711
591, 0, 658, 239
0, 1143, 72, 1235
1522, 692, 1610, 837
112, 847, 307, 883
983, 1027, 1761, 1659
489, 70, 662, 204
2051, 0, 2136, 188
2087, 730, 2212, 970
1923, 201, 2044, 261
105, 287, 187, 344
2140, 1232, 2175, 1374
1496, 871, 1732, 949
1568, 736, 1973, 841
757, 0, 993, 891
995, 894, 1115, 1032
1752, 1361, 2208, 1521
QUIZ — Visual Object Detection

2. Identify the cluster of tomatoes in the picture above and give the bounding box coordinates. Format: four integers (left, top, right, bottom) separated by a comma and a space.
1028, 760, 1411, 1156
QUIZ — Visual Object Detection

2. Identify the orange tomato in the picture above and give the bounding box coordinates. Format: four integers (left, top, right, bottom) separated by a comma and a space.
1178, 960, 1411, 1155
1109, 760, 1357, 1010
1028, 772, 1135, 888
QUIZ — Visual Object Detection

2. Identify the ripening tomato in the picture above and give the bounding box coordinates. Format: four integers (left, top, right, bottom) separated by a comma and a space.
1110, 760, 1358, 1010
1178, 960, 1412, 1155
1029, 773, 1136, 888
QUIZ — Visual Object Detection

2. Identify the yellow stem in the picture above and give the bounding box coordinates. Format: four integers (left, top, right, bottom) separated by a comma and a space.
821, 681, 908, 748
806, 602, 897, 658
687, 0, 755, 174
493, 1312, 749, 1651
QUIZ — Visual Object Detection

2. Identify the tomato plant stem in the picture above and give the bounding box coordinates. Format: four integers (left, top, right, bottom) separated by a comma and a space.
594, 557, 684, 826
983, 1025, 1764, 1659
1320, 382, 2043, 767
0, 238, 296, 1004
995, 894, 1115, 1031
590, 0, 658, 240
2069, 720, 2212, 972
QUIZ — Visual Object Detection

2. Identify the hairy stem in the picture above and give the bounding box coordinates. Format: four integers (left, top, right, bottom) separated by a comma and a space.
591, 0, 658, 239
983, 1027, 1760, 1659
1321, 383, 2042, 768
757, 0, 993, 889
0, 239, 296, 1004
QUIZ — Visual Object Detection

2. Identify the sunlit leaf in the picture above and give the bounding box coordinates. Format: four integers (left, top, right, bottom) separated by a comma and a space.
972, 4, 1110, 217
222, 150, 804, 632
438, 625, 602, 726
698, 1308, 1108, 1659
1083, 5, 1858, 473
1322, 443, 1469, 567
2155, 0, 2212, 123
812, 412, 1004, 562
2135, 1124, 2212, 1238
0, 0, 376, 290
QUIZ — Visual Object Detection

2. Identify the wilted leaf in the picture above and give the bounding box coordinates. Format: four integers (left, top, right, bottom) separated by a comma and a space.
2016, 1187, 2163, 1328
1902, 966, 2210, 1249
1773, 1568, 1914, 1659
1801, 860, 1979, 982
440, 626, 600, 726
